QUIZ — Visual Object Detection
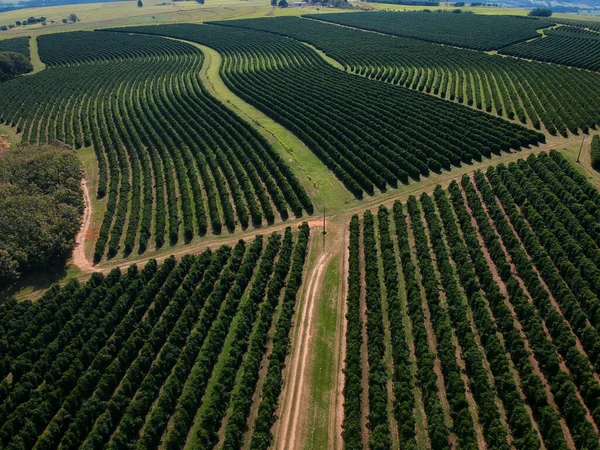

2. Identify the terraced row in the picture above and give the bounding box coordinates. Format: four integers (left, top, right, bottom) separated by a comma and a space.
113, 24, 542, 200
0, 225, 310, 450
0, 31, 311, 261
304, 11, 548, 51
344, 151, 600, 449
501, 29, 600, 72
37, 31, 195, 66
221, 17, 600, 136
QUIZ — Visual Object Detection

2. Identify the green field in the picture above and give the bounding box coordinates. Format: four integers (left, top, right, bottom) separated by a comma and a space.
1, 4, 600, 450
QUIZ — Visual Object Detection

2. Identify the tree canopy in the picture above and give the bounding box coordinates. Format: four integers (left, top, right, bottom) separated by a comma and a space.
0, 144, 83, 284
529, 8, 552, 17
0, 51, 32, 82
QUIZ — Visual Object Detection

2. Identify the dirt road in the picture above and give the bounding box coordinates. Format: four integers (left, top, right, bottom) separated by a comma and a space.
72, 179, 96, 272
275, 222, 346, 450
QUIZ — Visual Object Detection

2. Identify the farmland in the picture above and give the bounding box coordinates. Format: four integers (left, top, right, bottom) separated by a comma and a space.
306, 11, 548, 50
112, 24, 542, 199
0, 36, 29, 58
0, 225, 310, 449
345, 151, 600, 449
501, 26, 600, 72
218, 16, 600, 135
0, 31, 311, 261
1, 4, 600, 450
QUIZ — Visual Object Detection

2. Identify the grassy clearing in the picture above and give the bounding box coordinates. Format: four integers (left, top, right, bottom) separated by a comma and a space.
555, 131, 600, 190
0, 123, 22, 146
303, 254, 340, 450
27, 36, 45, 74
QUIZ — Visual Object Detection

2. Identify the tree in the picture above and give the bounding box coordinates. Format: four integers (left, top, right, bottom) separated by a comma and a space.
271, 0, 277, 6
529, 7, 552, 16
0, 51, 33, 81
68, 13, 78, 22
278, 0, 288, 7
591, 136, 600, 172
15, 20, 21, 25
62, 18, 68, 23
0, 144, 83, 285
137, 0, 143, 7
0, 26, 6, 31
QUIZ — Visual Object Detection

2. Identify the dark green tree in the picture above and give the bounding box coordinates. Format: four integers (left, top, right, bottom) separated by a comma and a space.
529, 7, 552, 16
0, 144, 83, 285
590, 135, 600, 171
0, 51, 32, 81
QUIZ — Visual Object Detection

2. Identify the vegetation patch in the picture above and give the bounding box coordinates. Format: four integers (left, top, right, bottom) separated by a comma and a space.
303, 11, 549, 50
0, 144, 82, 285
114, 23, 542, 200
219, 17, 600, 135
501, 28, 600, 72
0, 30, 311, 261
0, 224, 310, 449
344, 151, 600, 449
0, 36, 30, 59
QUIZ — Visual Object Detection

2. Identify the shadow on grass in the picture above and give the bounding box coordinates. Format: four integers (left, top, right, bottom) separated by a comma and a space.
0, 263, 68, 303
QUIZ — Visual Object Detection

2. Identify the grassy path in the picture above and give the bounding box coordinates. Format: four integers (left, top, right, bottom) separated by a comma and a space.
194, 42, 353, 213
27, 35, 45, 75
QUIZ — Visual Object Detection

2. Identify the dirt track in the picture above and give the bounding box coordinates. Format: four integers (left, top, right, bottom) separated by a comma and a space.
0, 134, 10, 155
275, 222, 345, 450
72, 179, 95, 272
277, 248, 328, 449
331, 225, 349, 450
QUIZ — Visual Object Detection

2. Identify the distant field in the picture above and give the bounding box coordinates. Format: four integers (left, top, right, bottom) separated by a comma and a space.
0, 0, 596, 39
501, 25, 600, 71
305, 10, 548, 50
0, 0, 333, 37
353, 1, 531, 15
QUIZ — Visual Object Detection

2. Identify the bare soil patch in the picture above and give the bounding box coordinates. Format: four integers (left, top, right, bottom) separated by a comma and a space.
0, 134, 10, 155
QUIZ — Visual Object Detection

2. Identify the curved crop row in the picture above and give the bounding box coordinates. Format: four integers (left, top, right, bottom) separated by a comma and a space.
220, 17, 600, 136
0, 32, 310, 261
304, 11, 547, 51
37, 31, 197, 66
113, 23, 542, 199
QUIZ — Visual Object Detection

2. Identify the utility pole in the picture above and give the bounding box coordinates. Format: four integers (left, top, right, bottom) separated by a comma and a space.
322, 206, 326, 252
577, 135, 586, 163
